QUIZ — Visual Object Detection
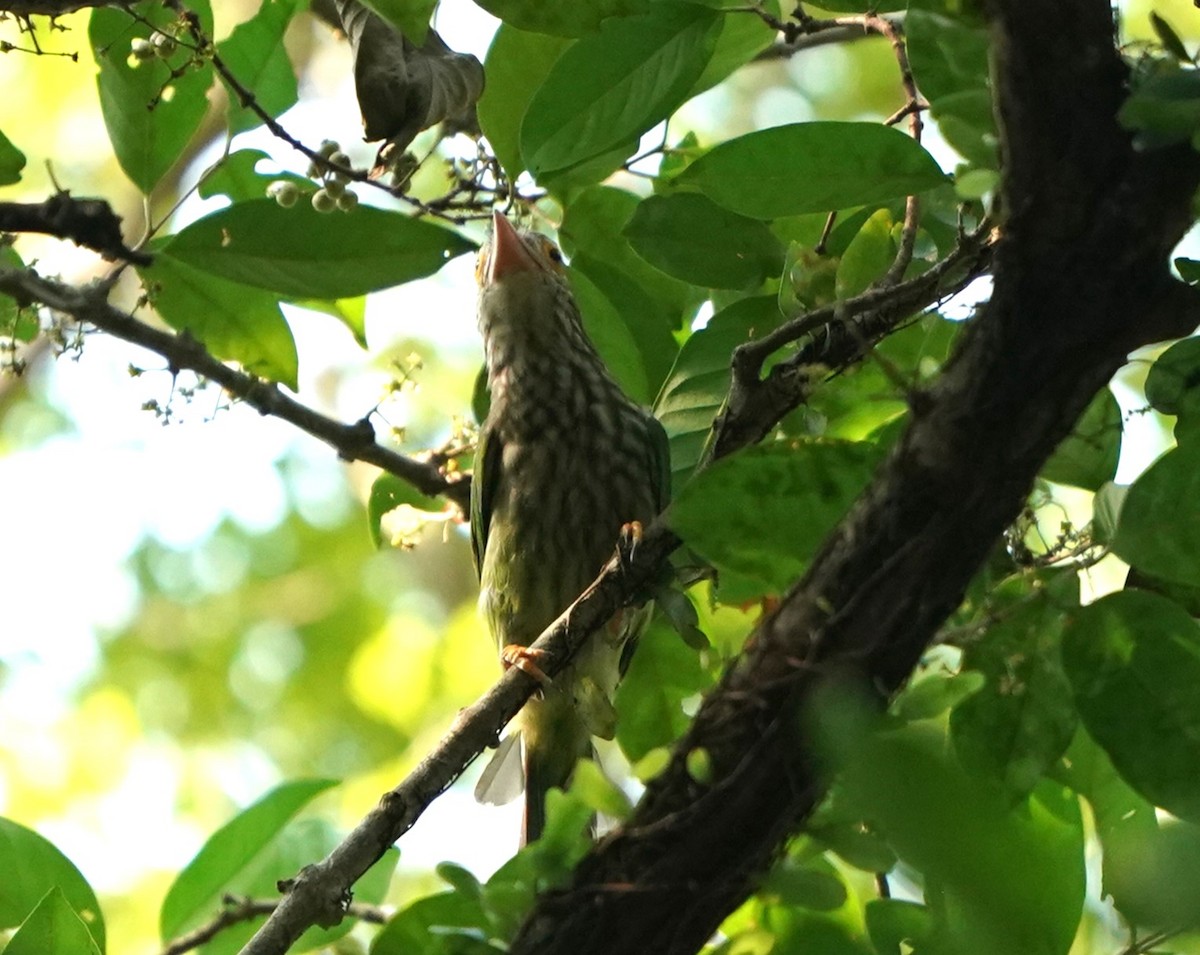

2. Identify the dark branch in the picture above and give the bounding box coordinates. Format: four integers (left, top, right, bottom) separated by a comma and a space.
0, 268, 470, 510
0, 194, 151, 265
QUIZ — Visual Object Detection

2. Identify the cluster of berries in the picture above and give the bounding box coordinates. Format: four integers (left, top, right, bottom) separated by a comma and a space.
129, 30, 177, 64
265, 140, 359, 213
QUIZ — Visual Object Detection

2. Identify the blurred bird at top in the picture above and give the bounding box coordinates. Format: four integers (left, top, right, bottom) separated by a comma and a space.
471, 211, 671, 845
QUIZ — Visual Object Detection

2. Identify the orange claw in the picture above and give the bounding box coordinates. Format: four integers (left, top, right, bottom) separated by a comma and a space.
500, 644, 552, 685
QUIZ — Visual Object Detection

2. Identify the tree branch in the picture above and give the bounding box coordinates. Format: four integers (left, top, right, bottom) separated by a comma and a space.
0, 267, 470, 510
0, 194, 151, 265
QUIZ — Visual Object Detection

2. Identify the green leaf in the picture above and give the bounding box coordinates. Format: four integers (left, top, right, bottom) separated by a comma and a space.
368, 473, 444, 548
216, 0, 300, 134
567, 266, 650, 403
668, 440, 880, 601
834, 208, 896, 298
199, 149, 307, 203
140, 253, 299, 389
864, 899, 933, 955
0, 818, 105, 951
360, 0, 437, 44
521, 4, 721, 178
372, 891, 495, 955
160, 779, 337, 940
1120, 68, 1200, 146
90, 1, 215, 193
1040, 388, 1122, 490
1150, 11, 1194, 64
1112, 442, 1200, 586
0, 129, 27, 185
827, 712, 1085, 955
891, 669, 985, 723
1062, 590, 1200, 824
469, 0, 645, 38
687, 1, 778, 97
615, 618, 709, 761
164, 200, 474, 298
560, 185, 699, 320
761, 857, 847, 911
6, 888, 101, 955
478, 25, 571, 181
950, 573, 1080, 801
624, 193, 784, 290
678, 122, 948, 219
808, 821, 897, 874
288, 295, 368, 347
1145, 335, 1200, 421
654, 295, 783, 484
1, 246, 40, 344
568, 760, 632, 820
568, 253, 679, 396
1177, 256, 1200, 284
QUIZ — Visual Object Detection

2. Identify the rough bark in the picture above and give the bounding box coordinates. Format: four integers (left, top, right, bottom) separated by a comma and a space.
508, 2, 1200, 952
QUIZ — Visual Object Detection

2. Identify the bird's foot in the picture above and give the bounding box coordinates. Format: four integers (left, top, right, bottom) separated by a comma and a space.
617, 520, 644, 572
500, 644, 553, 686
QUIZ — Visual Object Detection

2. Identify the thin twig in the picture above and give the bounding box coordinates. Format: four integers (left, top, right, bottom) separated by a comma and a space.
0, 267, 471, 510
161, 895, 388, 955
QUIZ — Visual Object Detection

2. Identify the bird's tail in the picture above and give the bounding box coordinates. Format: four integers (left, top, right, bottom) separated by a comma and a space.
520, 694, 593, 845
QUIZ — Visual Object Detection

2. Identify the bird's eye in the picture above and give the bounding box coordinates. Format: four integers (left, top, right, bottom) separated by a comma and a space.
546, 246, 564, 264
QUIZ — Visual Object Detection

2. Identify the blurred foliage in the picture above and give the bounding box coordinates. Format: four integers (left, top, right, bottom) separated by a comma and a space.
1, 2, 1200, 955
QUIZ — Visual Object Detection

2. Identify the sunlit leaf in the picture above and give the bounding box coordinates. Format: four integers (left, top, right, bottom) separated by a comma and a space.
0, 819, 105, 952
1062, 590, 1200, 824
478, 25, 571, 180
164, 200, 474, 298
6, 888, 101, 955
368, 473, 445, 548
678, 122, 948, 219
521, 5, 721, 178
0, 129, 26, 185
160, 779, 337, 941
216, 0, 300, 134
140, 252, 300, 389
90, 0, 214, 193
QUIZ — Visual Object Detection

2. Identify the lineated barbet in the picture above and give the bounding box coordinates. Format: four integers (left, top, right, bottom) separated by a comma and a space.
471, 211, 671, 844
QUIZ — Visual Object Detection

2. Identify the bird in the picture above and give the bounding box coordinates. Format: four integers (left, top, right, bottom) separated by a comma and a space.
471, 210, 671, 845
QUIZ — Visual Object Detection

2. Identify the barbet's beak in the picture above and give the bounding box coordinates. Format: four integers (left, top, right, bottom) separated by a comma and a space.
486, 211, 537, 284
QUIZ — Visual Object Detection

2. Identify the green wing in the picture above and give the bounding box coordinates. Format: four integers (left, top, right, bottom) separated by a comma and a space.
470, 422, 504, 579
